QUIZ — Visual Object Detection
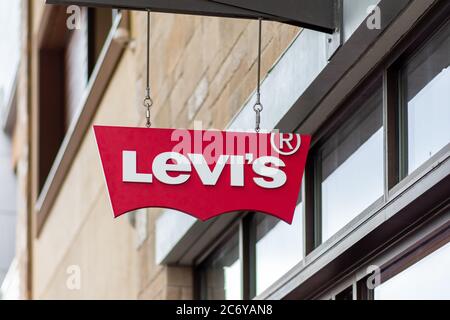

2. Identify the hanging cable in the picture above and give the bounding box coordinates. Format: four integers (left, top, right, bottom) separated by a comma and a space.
143, 10, 153, 128
253, 18, 263, 133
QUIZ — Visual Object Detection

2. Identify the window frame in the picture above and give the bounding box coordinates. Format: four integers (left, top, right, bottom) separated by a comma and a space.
250, 202, 306, 298
306, 74, 385, 249
194, 1, 450, 300
195, 220, 243, 300
194, 204, 306, 300
194, 214, 246, 300
313, 5, 450, 297
319, 204, 449, 300
398, 20, 450, 180
87, 7, 115, 77
373, 206, 450, 300
305, 2, 450, 251
384, 4, 450, 194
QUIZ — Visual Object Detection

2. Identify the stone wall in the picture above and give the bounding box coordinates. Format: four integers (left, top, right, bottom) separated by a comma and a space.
26, 1, 299, 299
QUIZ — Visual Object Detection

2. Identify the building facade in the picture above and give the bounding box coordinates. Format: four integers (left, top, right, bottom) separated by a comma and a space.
5, 0, 450, 299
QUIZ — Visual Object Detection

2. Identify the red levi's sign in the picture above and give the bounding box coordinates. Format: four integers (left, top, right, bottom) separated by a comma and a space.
94, 126, 310, 224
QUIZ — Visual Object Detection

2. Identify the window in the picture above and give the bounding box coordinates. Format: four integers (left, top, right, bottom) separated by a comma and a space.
37, 6, 114, 194
64, 8, 89, 131
197, 200, 304, 299
87, 7, 114, 76
65, 7, 113, 129
400, 20, 450, 175
375, 241, 450, 300
315, 85, 384, 243
195, 5, 450, 301
254, 202, 303, 296
197, 228, 241, 300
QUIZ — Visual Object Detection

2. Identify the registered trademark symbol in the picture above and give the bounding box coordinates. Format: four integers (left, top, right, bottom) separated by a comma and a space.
270, 133, 302, 156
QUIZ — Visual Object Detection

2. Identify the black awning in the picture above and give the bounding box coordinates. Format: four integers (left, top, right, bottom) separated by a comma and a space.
46, 0, 337, 33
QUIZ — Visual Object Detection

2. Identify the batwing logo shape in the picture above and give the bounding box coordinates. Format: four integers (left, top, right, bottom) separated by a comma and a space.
93, 126, 310, 224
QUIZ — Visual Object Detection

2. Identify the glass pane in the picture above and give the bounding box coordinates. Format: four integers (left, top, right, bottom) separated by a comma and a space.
199, 229, 241, 300
320, 88, 384, 242
255, 201, 303, 296
375, 241, 450, 300
404, 21, 450, 174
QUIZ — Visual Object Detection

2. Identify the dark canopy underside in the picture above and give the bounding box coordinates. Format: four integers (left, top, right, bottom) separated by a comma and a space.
46, 0, 337, 33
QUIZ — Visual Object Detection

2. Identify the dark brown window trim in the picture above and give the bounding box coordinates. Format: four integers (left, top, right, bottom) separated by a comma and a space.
262, 1, 450, 300
192, 0, 450, 301
35, 11, 130, 236
317, 199, 449, 300
302, 0, 450, 259
378, 207, 450, 286
194, 217, 243, 300
306, 74, 383, 250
